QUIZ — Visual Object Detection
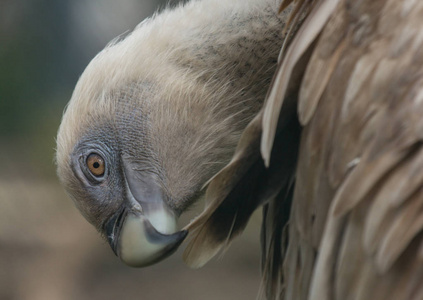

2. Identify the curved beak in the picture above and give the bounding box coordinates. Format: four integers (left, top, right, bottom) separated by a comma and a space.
104, 157, 187, 267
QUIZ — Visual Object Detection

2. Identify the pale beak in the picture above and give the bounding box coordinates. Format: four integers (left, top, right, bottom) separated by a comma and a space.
104, 157, 187, 267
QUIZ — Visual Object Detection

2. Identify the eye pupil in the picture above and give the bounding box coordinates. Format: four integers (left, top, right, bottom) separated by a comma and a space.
93, 162, 100, 169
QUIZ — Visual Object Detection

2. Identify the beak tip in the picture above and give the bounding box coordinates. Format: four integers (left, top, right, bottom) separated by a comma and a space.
114, 214, 187, 267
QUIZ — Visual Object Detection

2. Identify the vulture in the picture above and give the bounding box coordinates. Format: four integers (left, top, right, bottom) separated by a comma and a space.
56, 0, 423, 299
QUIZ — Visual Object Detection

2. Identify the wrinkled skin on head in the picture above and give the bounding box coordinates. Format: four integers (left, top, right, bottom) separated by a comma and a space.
56, 0, 287, 266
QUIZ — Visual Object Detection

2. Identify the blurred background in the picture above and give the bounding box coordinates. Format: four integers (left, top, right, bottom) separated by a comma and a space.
0, 0, 262, 299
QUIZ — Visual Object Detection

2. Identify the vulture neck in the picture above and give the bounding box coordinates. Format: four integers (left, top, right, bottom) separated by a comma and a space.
153, 0, 286, 100
109, 0, 288, 102
133, 0, 289, 210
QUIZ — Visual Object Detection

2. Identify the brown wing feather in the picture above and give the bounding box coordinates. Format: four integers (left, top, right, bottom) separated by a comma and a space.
183, 112, 265, 268
261, 0, 342, 166
283, 0, 423, 299
183, 105, 301, 268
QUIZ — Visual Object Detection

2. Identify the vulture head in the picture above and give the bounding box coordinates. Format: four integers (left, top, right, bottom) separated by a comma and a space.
56, 0, 288, 267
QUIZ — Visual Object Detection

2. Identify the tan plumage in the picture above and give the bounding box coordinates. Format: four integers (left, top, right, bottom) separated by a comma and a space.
184, 0, 423, 299
298, 1, 423, 299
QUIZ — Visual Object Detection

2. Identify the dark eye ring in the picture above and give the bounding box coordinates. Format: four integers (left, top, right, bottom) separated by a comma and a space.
86, 153, 105, 177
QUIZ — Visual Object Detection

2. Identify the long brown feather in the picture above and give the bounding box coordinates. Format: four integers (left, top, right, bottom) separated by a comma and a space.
288, 1, 423, 299
183, 107, 301, 268
261, 0, 341, 166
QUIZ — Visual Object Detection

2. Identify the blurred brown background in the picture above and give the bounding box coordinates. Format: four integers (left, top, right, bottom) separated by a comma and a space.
0, 0, 262, 299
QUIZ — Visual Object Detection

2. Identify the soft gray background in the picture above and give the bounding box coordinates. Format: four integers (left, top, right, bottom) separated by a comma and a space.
0, 1, 262, 299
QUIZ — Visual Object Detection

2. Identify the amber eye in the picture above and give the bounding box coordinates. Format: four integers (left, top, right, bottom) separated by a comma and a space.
86, 153, 105, 177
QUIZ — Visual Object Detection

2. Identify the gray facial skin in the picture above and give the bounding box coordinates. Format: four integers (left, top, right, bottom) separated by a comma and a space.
67, 86, 189, 266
